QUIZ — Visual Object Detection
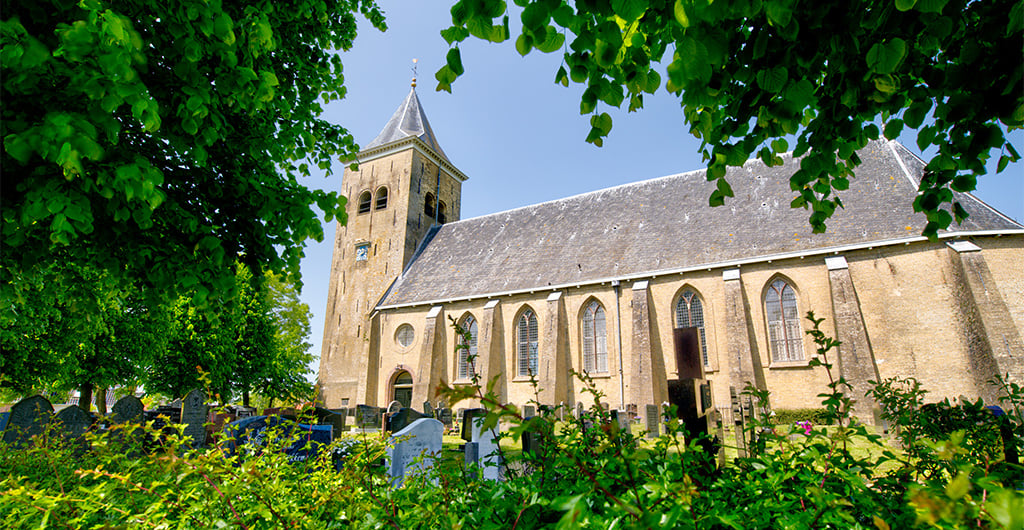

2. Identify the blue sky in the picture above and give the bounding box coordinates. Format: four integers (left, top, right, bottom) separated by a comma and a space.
298, 1, 1024, 375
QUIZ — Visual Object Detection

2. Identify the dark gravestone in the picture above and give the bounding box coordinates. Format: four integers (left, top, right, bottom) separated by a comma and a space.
668, 327, 716, 461
422, 401, 434, 417
437, 408, 453, 430
645, 404, 660, 438
386, 407, 430, 433
110, 396, 144, 424
55, 405, 94, 438
730, 387, 747, 458
386, 400, 402, 415
181, 389, 207, 447
356, 405, 382, 429
461, 408, 486, 442
316, 408, 347, 438
2, 395, 53, 446
224, 416, 335, 465
0, 412, 9, 432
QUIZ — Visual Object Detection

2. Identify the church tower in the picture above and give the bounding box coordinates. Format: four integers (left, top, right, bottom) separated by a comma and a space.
318, 84, 468, 408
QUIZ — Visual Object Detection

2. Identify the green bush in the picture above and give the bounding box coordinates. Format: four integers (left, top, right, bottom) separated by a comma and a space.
2, 313, 1022, 529
771, 408, 832, 426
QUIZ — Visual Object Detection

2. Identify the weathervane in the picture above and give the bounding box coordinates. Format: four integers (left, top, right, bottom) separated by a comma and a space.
411, 58, 418, 88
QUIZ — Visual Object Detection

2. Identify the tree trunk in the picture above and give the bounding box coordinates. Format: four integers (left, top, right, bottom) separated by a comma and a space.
96, 387, 108, 415
80, 383, 94, 412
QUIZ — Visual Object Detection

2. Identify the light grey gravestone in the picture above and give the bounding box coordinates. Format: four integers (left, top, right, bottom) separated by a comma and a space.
386, 418, 444, 487
422, 401, 434, 417
387, 400, 402, 415
55, 405, 94, 438
522, 405, 536, 419
645, 404, 660, 438
110, 396, 144, 424
612, 409, 629, 431
466, 415, 502, 481
2, 395, 53, 446
181, 389, 207, 447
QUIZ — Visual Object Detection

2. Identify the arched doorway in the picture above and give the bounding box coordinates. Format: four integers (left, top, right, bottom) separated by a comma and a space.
392, 371, 413, 408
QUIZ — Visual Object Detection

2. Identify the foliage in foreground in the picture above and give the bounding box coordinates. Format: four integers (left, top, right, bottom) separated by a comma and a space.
2, 316, 1022, 529
438, 0, 1022, 237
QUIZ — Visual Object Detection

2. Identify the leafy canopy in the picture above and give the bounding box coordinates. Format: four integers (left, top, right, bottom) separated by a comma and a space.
437, 0, 1023, 236
1, 0, 385, 312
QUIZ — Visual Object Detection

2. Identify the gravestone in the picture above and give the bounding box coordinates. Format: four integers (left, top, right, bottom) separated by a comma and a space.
316, 408, 347, 438
465, 415, 502, 480
2, 395, 53, 446
0, 411, 9, 432
387, 400, 402, 415
461, 408, 486, 442
356, 405, 383, 430
387, 418, 444, 486
522, 405, 536, 419
110, 396, 144, 424
611, 409, 629, 432
181, 389, 207, 448
645, 404, 660, 438
666, 327, 716, 461
437, 408, 453, 430
576, 402, 585, 419
55, 405, 94, 438
224, 416, 334, 464
730, 387, 747, 458
422, 401, 434, 417
386, 407, 430, 433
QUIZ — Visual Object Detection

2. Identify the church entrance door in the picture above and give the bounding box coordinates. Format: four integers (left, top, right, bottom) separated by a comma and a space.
392, 371, 413, 408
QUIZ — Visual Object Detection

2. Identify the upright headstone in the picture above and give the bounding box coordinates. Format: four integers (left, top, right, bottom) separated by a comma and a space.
437, 408, 453, 430
576, 402, 585, 419
387, 418, 444, 486
181, 389, 207, 448
422, 401, 434, 417
387, 401, 402, 415
465, 415, 502, 480
55, 405, 94, 438
110, 396, 144, 424
2, 395, 53, 446
645, 404, 660, 438
356, 405, 382, 430
0, 411, 9, 432
730, 387, 747, 458
522, 405, 536, 419
386, 407, 430, 433
611, 409, 629, 432
461, 408, 486, 442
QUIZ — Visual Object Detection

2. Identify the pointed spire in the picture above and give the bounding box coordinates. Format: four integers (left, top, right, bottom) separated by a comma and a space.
363, 86, 449, 162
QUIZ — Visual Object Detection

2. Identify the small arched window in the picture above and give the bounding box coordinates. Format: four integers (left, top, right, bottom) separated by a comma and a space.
375, 187, 388, 210
765, 279, 803, 362
516, 309, 539, 377
675, 290, 708, 365
424, 193, 436, 218
457, 315, 477, 380
358, 191, 372, 214
437, 201, 447, 224
582, 301, 608, 373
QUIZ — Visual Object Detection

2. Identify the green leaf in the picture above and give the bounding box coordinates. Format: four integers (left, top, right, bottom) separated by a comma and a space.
613, 0, 648, 22
895, 0, 916, 11
4, 134, 33, 163
771, 138, 789, 153
757, 66, 788, 93
555, 66, 569, 87
883, 119, 904, 140
440, 26, 470, 44
590, 112, 613, 135
866, 38, 907, 74
535, 26, 564, 53
673, 0, 690, 28
915, 0, 948, 13
521, 3, 549, 31
446, 47, 465, 76
766, 0, 793, 28
903, 100, 931, 129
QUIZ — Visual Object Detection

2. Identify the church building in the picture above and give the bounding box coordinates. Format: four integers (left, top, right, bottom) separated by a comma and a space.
317, 86, 1024, 423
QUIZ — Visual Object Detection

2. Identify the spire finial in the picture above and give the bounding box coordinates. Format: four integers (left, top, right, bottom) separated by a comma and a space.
411, 58, 418, 88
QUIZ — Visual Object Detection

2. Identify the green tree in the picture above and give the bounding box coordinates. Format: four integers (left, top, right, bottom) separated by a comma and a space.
1, 0, 384, 318
437, 0, 1022, 236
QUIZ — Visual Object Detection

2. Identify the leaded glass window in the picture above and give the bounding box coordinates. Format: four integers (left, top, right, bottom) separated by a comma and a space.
675, 290, 708, 365
457, 315, 477, 380
765, 279, 803, 362
375, 187, 388, 210
582, 301, 608, 373
358, 191, 372, 214
517, 309, 538, 377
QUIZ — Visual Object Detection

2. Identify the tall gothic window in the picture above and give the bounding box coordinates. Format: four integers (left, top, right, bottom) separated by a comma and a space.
424, 192, 436, 218
517, 308, 539, 377
374, 187, 388, 210
765, 279, 804, 362
581, 300, 608, 373
357, 190, 372, 214
437, 201, 447, 224
457, 315, 478, 380
675, 290, 708, 365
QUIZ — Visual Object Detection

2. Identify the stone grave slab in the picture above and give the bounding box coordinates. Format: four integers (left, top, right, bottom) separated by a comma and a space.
2, 395, 53, 446
181, 389, 207, 448
55, 405, 94, 438
437, 408, 453, 430
387, 418, 444, 486
466, 415, 501, 480
356, 405, 382, 430
645, 404, 659, 438
522, 405, 536, 419
386, 407, 430, 433
110, 396, 144, 424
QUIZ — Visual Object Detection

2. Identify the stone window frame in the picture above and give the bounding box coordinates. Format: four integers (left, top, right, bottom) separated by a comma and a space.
515, 306, 539, 378
424, 192, 436, 218
374, 186, 388, 210
580, 298, 609, 374
673, 287, 710, 367
437, 200, 447, 224
763, 276, 805, 363
455, 313, 478, 382
357, 190, 372, 214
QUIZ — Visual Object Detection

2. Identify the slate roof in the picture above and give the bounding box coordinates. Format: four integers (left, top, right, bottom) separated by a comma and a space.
378, 140, 1021, 308
363, 88, 449, 161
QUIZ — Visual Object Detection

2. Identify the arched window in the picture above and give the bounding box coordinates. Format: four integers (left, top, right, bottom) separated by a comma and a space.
582, 300, 608, 373
424, 193, 436, 218
516, 308, 539, 377
374, 187, 388, 210
357, 191, 372, 214
457, 315, 477, 380
765, 279, 803, 362
437, 201, 447, 224
675, 290, 708, 365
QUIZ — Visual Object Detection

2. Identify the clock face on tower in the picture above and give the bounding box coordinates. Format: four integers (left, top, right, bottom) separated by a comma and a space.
355, 244, 369, 262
